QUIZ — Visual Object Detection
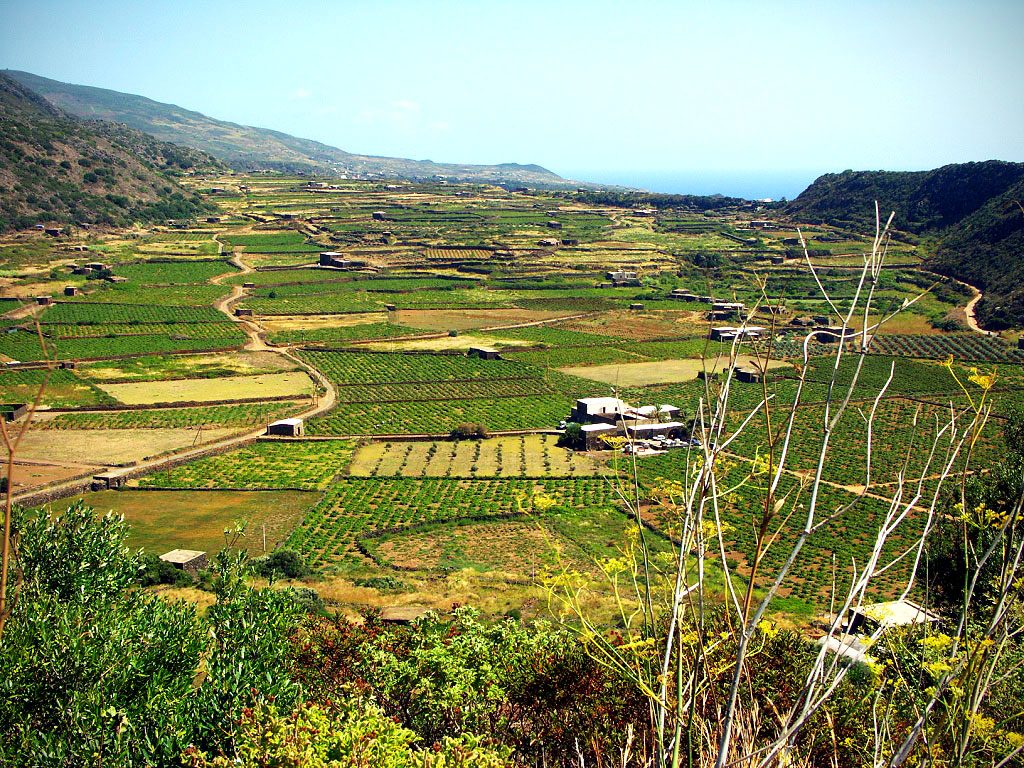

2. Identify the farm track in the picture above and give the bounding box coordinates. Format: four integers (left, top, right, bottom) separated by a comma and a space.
961, 283, 993, 336
12, 239, 341, 505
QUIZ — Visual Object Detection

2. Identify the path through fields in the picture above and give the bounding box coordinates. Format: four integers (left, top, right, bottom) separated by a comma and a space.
12, 238, 339, 505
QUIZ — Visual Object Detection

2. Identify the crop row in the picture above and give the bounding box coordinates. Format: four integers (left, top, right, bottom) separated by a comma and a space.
285, 476, 618, 569
308, 394, 573, 435
40, 303, 228, 325
0, 329, 246, 361
297, 350, 541, 385
45, 323, 244, 340
138, 440, 354, 490
69, 284, 229, 307
869, 334, 1024, 363
0, 368, 114, 408
34, 401, 305, 430
114, 259, 236, 285
333, 377, 557, 404
266, 322, 425, 345
635, 458, 928, 601
221, 232, 320, 253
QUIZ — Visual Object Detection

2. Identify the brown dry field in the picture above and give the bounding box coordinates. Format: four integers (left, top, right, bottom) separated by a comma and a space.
373, 520, 558, 574
7, 427, 238, 465
81, 351, 298, 383
561, 355, 790, 387
559, 309, 708, 340
391, 308, 569, 331
0, 461, 93, 492
0, 280, 72, 299
259, 312, 391, 332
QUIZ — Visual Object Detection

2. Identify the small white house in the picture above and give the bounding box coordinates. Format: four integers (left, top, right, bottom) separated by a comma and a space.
266, 417, 304, 437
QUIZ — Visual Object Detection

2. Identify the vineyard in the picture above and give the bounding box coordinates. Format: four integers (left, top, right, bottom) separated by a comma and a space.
138, 440, 355, 491
298, 350, 592, 435
867, 333, 1024, 362
3, 172, 1021, 620
34, 401, 305, 430
285, 476, 625, 570
635, 458, 928, 602
348, 434, 604, 477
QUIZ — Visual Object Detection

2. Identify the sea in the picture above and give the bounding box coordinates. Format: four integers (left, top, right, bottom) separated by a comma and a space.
561, 170, 823, 202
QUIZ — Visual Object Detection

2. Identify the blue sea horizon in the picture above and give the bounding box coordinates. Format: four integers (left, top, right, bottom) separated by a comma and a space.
561, 169, 823, 201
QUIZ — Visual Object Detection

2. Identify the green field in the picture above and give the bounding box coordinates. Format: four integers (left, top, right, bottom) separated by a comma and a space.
139, 440, 354, 490
82, 489, 318, 555
2, 173, 1017, 618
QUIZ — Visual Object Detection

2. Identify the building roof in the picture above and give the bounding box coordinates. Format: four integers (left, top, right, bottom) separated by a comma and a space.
851, 599, 940, 628
817, 633, 871, 663
580, 423, 619, 432
160, 549, 206, 564
575, 397, 628, 415
269, 418, 304, 427
626, 421, 685, 432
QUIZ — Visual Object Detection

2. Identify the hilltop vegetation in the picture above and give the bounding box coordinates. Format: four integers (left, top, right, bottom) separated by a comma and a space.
0, 73, 221, 231
785, 161, 1024, 327
6, 70, 576, 188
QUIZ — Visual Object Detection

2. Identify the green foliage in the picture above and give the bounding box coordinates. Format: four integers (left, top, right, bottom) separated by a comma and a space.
187, 551, 304, 753
450, 422, 489, 439
182, 699, 512, 768
17, 502, 141, 602
139, 441, 354, 491
0, 503, 315, 765
0, 73, 217, 232
0, 502, 204, 766
254, 548, 311, 580
138, 550, 194, 586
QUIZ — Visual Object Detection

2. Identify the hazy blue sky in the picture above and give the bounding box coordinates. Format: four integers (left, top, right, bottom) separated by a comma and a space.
2, 0, 1022, 196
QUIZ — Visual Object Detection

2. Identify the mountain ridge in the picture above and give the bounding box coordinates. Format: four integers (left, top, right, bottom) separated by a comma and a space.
784, 161, 1024, 328
5, 69, 578, 188
0, 72, 220, 232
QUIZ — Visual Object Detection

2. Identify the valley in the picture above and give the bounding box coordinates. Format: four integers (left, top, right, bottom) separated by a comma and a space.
2, 173, 1020, 621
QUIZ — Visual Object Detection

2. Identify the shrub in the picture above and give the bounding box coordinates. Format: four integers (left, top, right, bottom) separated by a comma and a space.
138, 551, 194, 587
450, 422, 489, 440
354, 574, 407, 592
181, 699, 512, 768
254, 548, 311, 580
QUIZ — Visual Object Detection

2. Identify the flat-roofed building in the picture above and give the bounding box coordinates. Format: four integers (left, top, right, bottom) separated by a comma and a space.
159, 549, 208, 575
266, 417, 304, 437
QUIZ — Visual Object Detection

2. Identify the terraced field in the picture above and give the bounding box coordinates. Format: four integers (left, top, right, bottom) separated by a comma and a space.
3, 173, 1017, 620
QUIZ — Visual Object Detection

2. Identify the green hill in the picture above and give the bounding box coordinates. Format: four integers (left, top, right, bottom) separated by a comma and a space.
5, 69, 574, 188
0, 72, 221, 232
928, 179, 1024, 329
785, 162, 1024, 328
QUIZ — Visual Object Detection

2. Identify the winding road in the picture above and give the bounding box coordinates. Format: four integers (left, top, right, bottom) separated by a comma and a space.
11, 242, 339, 506
960, 283, 994, 336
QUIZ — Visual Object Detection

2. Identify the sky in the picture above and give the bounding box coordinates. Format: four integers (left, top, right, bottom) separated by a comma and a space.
1, 0, 1022, 197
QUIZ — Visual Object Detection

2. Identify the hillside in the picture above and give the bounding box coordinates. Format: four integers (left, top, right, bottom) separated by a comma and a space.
5, 69, 575, 188
0, 73, 221, 232
785, 161, 1024, 328
928, 179, 1024, 329
784, 161, 1024, 235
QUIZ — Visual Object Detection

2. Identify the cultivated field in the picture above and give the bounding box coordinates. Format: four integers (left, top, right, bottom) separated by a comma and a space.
7, 427, 238, 466
84, 489, 318, 555
96, 371, 315, 404
3, 172, 1018, 620
562, 355, 791, 386
348, 434, 605, 477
